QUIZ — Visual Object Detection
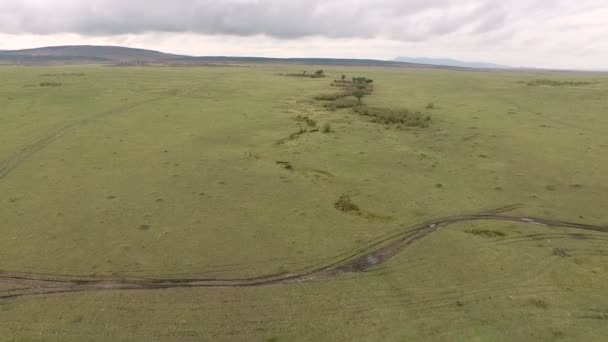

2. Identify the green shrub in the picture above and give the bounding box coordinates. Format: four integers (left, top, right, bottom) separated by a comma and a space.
352, 90, 366, 104
524, 79, 592, 87
353, 106, 431, 127
335, 195, 359, 212
40, 82, 63, 87
285, 70, 326, 78
314, 93, 349, 101
324, 97, 358, 109
466, 229, 506, 237
352, 77, 372, 83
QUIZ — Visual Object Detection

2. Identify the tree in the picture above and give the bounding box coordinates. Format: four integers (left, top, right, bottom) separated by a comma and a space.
314, 70, 325, 77
341, 74, 346, 81
352, 90, 365, 104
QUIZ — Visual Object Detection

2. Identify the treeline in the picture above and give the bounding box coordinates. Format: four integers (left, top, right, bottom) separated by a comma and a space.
314, 74, 432, 128
284, 70, 327, 78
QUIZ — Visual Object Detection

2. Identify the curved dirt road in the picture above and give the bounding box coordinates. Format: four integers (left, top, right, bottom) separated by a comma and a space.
1, 206, 605, 300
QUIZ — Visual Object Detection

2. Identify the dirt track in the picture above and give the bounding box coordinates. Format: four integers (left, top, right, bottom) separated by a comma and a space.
0, 87, 201, 181
1, 205, 605, 300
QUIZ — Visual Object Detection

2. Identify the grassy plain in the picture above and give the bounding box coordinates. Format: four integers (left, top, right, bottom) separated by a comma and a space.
0, 65, 607, 341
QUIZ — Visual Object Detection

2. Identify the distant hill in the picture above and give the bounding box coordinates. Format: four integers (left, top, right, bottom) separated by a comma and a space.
0, 45, 516, 69
394, 56, 510, 69
0, 45, 455, 68
0, 45, 181, 64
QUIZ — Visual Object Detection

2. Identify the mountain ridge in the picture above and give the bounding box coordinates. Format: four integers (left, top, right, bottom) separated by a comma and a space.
0, 45, 459, 69
394, 56, 510, 69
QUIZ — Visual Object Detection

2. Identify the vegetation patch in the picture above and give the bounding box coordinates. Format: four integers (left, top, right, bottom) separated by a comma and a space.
284, 70, 326, 78
334, 195, 360, 213
295, 115, 317, 127
552, 248, 570, 257
465, 229, 506, 238
40, 82, 63, 87
528, 297, 549, 309
276, 127, 309, 145
276, 161, 293, 170
522, 79, 593, 87
324, 97, 358, 110
334, 195, 393, 222
138, 224, 151, 231
580, 311, 608, 320
354, 106, 431, 128
40, 73, 85, 77
314, 92, 350, 101
316, 74, 431, 129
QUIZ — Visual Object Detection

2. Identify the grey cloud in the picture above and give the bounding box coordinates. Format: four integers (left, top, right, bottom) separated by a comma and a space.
0, 0, 506, 40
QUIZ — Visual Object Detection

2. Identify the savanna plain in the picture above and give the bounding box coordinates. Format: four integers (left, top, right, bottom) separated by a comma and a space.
0, 65, 607, 341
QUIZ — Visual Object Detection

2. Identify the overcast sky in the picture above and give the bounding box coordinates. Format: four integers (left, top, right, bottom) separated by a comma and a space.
0, 0, 606, 69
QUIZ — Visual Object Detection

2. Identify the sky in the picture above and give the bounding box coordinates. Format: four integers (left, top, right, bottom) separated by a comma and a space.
0, 0, 606, 69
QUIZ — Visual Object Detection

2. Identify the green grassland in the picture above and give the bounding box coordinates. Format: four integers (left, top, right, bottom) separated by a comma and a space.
0, 65, 607, 341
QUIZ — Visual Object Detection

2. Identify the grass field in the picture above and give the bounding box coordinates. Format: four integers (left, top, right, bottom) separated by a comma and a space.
1, 65, 607, 341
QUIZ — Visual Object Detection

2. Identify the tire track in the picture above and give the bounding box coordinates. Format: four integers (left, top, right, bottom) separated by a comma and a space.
0, 87, 201, 181
1, 206, 605, 300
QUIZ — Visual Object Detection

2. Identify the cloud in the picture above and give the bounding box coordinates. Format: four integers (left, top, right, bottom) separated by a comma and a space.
0, 0, 606, 69
0, 0, 505, 40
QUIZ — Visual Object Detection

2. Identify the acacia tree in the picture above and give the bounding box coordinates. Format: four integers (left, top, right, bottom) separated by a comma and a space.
352, 90, 365, 104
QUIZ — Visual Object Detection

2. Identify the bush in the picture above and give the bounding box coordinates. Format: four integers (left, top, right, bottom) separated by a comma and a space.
335, 195, 359, 212
40, 82, 62, 87
284, 70, 326, 78
324, 97, 358, 110
426, 102, 435, 109
322, 122, 332, 133
314, 93, 349, 101
353, 106, 431, 128
466, 229, 506, 237
524, 79, 592, 87
352, 77, 372, 83
352, 90, 366, 104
